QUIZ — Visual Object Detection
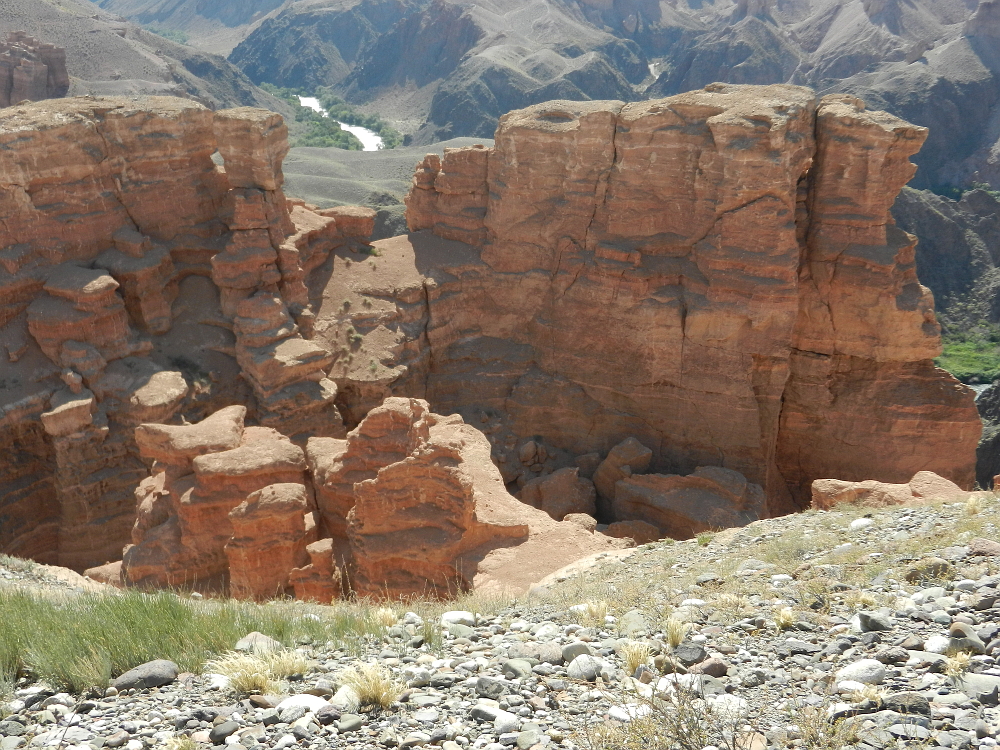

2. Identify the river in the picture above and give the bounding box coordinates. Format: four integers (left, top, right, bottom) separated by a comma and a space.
297, 96, 384, 151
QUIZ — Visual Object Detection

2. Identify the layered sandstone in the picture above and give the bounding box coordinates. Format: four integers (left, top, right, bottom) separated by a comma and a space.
399, 84, 980, 512
0, 33, 68, 109
0, 97, 357, 570
124, 406, 315, 590
118, 399, 624, 597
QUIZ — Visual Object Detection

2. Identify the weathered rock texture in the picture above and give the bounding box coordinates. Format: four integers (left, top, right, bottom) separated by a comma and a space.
123, 405, 316, 592
811, 471, 968, 510
119, 399, 624, 597
0, 32, 68, 109
398, 84, 980, 513
0, 96, 357, 570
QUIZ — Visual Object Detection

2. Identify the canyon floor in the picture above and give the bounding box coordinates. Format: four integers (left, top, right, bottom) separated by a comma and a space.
6, 493, 1000, 749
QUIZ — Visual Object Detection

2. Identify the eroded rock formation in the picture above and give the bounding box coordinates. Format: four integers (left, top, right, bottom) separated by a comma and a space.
0, 33, 68, 109
0, 96, 354, 570
394, 84, 980, 514
116, 398, 625, 598
0, 85, 985, 599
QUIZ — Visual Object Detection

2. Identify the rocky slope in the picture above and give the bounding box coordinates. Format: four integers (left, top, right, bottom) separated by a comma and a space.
0, 0, 288, 111
7, 491, 1000, 750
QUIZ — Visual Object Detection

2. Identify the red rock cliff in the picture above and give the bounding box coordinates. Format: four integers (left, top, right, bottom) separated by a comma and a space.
403, 84, 980, 511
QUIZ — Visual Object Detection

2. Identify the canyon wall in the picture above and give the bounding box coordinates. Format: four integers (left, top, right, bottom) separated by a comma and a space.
0, 96, 351, 570
400, 84, 981, 512
0, 85, 984, 592
0, 32, 68, 109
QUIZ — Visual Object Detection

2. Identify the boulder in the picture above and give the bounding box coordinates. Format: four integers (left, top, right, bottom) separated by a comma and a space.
811, 471, 968, 510
519, 467, 597, 520
592, 438, 653, 518
613, 466, 765, 540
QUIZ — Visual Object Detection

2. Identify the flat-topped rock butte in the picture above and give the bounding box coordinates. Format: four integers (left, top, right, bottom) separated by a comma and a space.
0, 84, 982, 599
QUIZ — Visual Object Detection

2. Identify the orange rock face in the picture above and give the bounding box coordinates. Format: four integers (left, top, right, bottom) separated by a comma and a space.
0, 32, 69, 109
401, 84, 980, 513
120, 399, 624, 598
811, 471, 968, 510
0, 97, 356, 570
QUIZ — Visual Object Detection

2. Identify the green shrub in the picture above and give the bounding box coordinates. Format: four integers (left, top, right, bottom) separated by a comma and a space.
144, 27, 189, 44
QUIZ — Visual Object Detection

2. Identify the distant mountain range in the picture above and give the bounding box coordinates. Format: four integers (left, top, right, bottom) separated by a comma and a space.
79, 0, 1000, 193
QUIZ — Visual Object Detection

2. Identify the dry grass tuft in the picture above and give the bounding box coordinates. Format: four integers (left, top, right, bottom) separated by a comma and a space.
849, 684, 886, 705
372, 607, 398, 628
164, 737, 198, 750
621, 641, 651, 676
580, 600, 609, 627
204, 648, 308, 695
944, 650, 972, 677
339, 662, 404, 709
664, 617, 691, 649
966, 494, 987, 516
774, 607, 796, 631
794, 704, 861, 750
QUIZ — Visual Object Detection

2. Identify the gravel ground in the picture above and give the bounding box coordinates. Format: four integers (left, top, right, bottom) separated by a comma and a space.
6, 496, 1000, 750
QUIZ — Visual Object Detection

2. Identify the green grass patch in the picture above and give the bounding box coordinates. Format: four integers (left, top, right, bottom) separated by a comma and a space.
936, 337, 1000, 383
144, 27, 189, 44
0, 589, 384, 694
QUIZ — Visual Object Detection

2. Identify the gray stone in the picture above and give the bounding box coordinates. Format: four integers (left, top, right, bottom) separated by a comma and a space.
476, 677, 507, 699
209, 721, 240, 745
617, 610, 650, 636
882, 692, 930, 716
235, 632, 282, 654
562, 642, 593, 663
516, 730, 542, 750
493, 710, 520, 734
858, 611, 893, 632
671, 643, 707, 667
567, 654, 604, 681
836, 659, 886, 685
0, 738, 25, 750
503, 659, 533, 679
338, 714, 364, 733
112, 659, 179, 690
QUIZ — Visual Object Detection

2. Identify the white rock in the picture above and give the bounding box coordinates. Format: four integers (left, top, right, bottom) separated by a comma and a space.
442, 611, 477, 627
274, 735, 297, 750
834, 659, 885, 685
836, 680, 868, 694
493, 710, 520, 734
849, 518, 874, 531
567, 655, 605, 681
125, 742, 144, 750
205, 673, 230, 690
954, 579, 978, 591
330, 685, 361, 713
277, 694, 331, 712
709, 694, 748, 721
925, 635, 951, 654
680, 598, 706, 607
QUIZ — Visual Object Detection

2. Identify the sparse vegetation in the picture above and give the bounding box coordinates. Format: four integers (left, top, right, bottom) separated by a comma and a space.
0, 589, 383, 693
696, 532, 713, 547
620, 640, 650, 676
144, 26, 189, 44
337, 662, 403, 709
663, 616, 690, 649
203, 648, 309, 695
773, 606, 796, 630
